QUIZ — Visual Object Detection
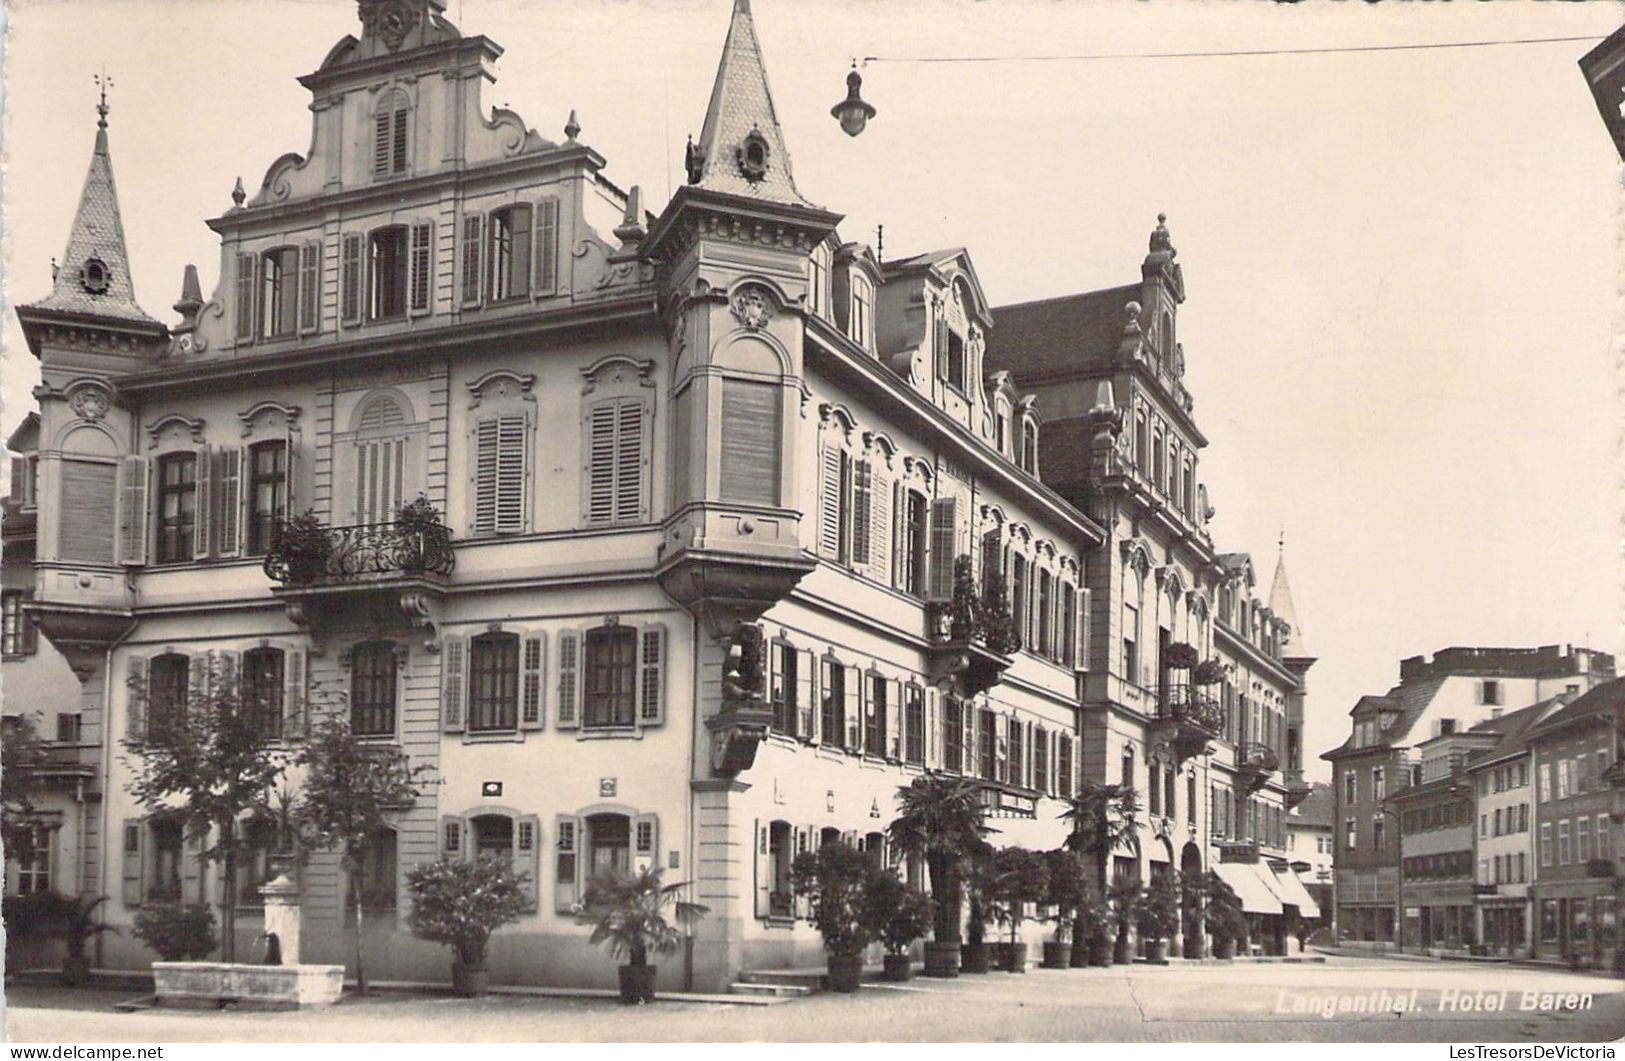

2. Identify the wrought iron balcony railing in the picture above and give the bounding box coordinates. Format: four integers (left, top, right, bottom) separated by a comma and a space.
1154, 684, 1224, 736
263, 520, 455, 586
1237, 742, 1280, 775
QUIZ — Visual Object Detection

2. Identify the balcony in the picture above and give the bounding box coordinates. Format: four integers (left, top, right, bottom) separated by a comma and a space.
262, 514, 454, 649
1284, 777, 1314, 809
1235, 742, 1280, 795
922, 556, 1016, 697
1151, 683, 1222, 767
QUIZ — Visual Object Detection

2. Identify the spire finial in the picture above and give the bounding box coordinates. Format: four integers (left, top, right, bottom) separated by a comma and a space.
231, 177, 246, 207
93, 70, 112, 130
565, 109, 580, 142
1278, 526, 1285, 555
1149, 212, 1173, 255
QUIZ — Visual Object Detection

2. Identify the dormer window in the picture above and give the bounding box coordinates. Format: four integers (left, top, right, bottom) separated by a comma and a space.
737, 129, 771, 182
1021, 420, 1038, 475
848, 274, 872, 350
945, 330, 966, 391
80, 256, 110, 294
373, 89, 410, 178
808, 244, 830, 319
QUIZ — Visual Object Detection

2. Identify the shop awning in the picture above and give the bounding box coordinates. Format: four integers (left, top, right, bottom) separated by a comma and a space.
1269, 864, 1321, 920
1214, 861, 1282, 915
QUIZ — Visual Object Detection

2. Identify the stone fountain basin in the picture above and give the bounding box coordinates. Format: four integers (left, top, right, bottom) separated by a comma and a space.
152, 961, 344, 1009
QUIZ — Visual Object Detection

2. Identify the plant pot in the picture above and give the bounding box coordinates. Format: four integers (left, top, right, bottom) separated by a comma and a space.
1070, 938, 1092, 967
1212, 938, 1236, 960
1112, 937, 1132, 965
826, 953, 864, 993
881, 954, 913, 982
923, 941, 960, 978
960, 942, 991, 973
1144, 939, 1168, 964
990, 941, 1012, 970
618, 963, 657, 1004
1089, 938, 1114, 966
1184, 934, 1205, 960
1042, 942, 1072, 969
451, 961, 488, 998
1003, 942, 1029, 973
61, 955, 92, 987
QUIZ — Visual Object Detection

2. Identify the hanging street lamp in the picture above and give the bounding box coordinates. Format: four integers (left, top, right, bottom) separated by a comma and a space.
831, 64, 876, 137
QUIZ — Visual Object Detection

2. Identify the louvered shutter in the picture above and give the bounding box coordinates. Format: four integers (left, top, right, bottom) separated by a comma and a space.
887, 678, 902, 759
719, 380, 779, 506
634, 813, 659, 872
925, 688, 939, 768
516, 814, 541, 911
818, 444, 844, 560
181, 831, 204, 905
927, 496, 958, 601
509, 203, 533, 298
215, 448, 242, 557
340, 234, 362, 324
850, 460, 872, 566
615, 400, 645, 522
126, 655, 148, 742
441, 816, 464, 857
374, 111, 392, 177
284, 647, 307, 737
473, 419, 498, 534
234, 252, 255, 340
843, 664, 861, 750
282, 423, 301, 519
521, 632, 546, 730
461, 215, 482, 305
495, 416, 527, 533
1077, 586, 1091, 670
638, 624, 666, 725
193, 446, 213, 560
754, 820, 770, 919
409, 222, 432, 314
121, 820, 145, 907
796, 648, 816, 739
868, 468, 891, 584
299, 241, 321, 332
535, 198, 559, 294
586, 402, 617, 524
557, 631, 579, 729
116, 456, 150, 567
441, 635, 465, 733
392, 108, 408, 173
995, 715, 1009, 783
554, 815, 581, 912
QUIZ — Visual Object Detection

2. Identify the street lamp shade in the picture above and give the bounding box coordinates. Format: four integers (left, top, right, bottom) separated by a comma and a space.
1579, 23, 1625, 164
832, 66, 877, 137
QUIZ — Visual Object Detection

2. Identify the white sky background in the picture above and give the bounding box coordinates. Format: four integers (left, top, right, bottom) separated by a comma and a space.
2, 0, 1620, 779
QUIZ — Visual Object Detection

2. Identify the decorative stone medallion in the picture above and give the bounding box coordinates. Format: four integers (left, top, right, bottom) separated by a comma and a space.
359, 0, 420, 51
729, 284, 774, 331
69, 387, 110, 422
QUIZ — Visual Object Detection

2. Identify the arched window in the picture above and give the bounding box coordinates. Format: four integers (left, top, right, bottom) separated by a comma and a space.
1021, 420, 1038, 475
373, 90, 410, 178
351, 641, 398, 737
242, 646, 285, 740
808, 244, 831, 319
848, 274, 872, 350
1161, 311, 1174, 362
1152, 431, 1165, 492
354, 395, 409, 526
1135, 414, 1149, 473
820, 826, 842, 849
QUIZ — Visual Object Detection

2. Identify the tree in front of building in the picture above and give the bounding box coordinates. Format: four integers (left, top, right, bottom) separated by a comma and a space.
122, 653, 289, 963
294, 711, 435, 994
404, 855, 528, 998
989, 846, 1050, 970
1135, 872, 1181, 963
576, 865, 708, 1004
790, 842, 878, 992
1062, 780, 1141, 893
1, 715, 49, 851
888, 773, 994, 974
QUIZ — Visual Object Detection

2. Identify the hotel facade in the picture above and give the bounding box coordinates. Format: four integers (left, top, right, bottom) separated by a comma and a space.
7, 0, 1315, 991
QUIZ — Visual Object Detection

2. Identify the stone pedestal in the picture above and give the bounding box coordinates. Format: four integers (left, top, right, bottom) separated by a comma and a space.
261, 872, 301, 964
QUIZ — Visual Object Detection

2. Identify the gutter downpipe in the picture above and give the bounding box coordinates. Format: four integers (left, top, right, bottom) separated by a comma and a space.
95, 621, 138, 968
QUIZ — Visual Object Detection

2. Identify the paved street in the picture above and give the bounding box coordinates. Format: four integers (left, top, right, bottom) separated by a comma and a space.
6, 957, 1623, 1042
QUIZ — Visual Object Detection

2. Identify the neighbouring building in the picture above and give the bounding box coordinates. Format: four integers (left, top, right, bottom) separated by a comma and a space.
1286, 781, 1333, 932
1525, 678, 1624, 967
1324, 644, 1615, 949
1465, 698, 1555, 958
9, 0, 1314, 989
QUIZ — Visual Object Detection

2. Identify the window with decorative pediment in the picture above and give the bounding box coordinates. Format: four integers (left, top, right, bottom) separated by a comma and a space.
581, 358, 654, 526
467, 372, 535, 536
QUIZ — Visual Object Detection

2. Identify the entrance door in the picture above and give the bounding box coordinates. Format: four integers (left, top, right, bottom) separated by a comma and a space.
586, 813, 630, 883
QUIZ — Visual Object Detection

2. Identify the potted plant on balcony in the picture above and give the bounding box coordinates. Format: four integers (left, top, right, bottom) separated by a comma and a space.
888, 773, 995, 977
1192, 658, 1226, 687
791, 843, 876, 993
266, 510, 332, 583
1136, 874, 1181, 964
404, 855, 528, 997
862, 871, 932, 982
577, 865, 709, 1004
1041, 848, 1089, 968
989, 846, 1049, 973
979, 568, 1019, 656
393, 495, 449, 573
1106, 878, 1142, 965
1163, 641, 1200, 672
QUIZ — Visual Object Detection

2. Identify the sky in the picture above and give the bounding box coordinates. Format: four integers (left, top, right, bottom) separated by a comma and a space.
3, 0, 1621, 779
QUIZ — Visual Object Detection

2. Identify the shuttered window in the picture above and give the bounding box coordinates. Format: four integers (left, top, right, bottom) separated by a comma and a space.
584, 624, 637, 729
472, 416, 527, 535
62, 460, 118, 564
460, 216, 482, 305
367, 226, 409, 321
904, 685, 925, 764
469, 632, 519, 733
155, 453, 197, 565
350, 641, 397, 737
243, 647, 285, 740
927, 496, 958, 600
487, 204, 532, 301
535, 199, 559, 294
409, 222, 432, 314
850, 460, 872, 566
374, 92, 409, 177
234, 252, 256, 340
259, 246, 299, 339
585, 399, 645, 525
718, 379, 779, 506
340, 234, 363, 324
298, 242, 321, 333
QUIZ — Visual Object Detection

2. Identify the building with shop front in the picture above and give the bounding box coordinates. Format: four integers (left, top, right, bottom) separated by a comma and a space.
1525, 678, 1623, 968
1464, 699, 1554, 958
11, 0, 1314, 989
1325, 644, 1614, 949
1286, 782, 1334, 933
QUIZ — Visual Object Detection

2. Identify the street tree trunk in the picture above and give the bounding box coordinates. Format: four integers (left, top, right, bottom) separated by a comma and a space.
926, 852, 961, 944
220, 819, 237, 963
351, 865, 369, 995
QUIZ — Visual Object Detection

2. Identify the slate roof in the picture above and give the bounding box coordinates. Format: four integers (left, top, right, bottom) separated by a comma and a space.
1269, 554, 1310, 657
983, 284, 1140, 384
1291, 782, 1334, 828
1464, 697, 1565, 768
1524, 676, 1625, 741
1323, 675, 1450, 759
22, 118, 159, 326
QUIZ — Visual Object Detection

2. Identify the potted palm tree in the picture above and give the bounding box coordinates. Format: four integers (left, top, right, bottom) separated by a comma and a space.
961, 848, 997, 973
863, 871, 933, 982
1042, 848, 1089, 968
1074, 878, 1114, 966
791, 843, 876, 992
1205, 871, 1247, 960
404, 855, 528, 997
888, 773, 995, 977
57, 895, 117, 986
1136, 873, 1181, 964
990, 847, 1049, 973
1062, 782, 1141, 898
577, 865, 709, 1004
1106, 878, 1142, 965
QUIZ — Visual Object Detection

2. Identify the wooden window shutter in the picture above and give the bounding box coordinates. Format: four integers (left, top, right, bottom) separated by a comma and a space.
216, 448, 244, 557
886, 678, 902, 759
441, 815, 464, 857
392, 107, 409, 174
125, 655, 148, 742
510, 203, 533, 297
121, 820, 145, 907
796, 648, 816, 739
234, 252, 256, 340
340, 234, 363, 324
556, 631, 580, 729
535, 198, 559, 295
409, 222, 432, 314
719, 380, 780, 506
116, 456, 150, 567
192, 445, 213, 560
554, 814, 581, 913
495, 415, 527, 533
925, 688, 939, 768
818, 444, 844, 560
1077, 586, 1091, 670
754, 819, 770, 919
927, 496, 958, 601
638, 624, 666, 725
520, 631, 547, 730
516, 814, 540, 911
843, 664, 861, 750
867, 469, 891, 584
473, 418, 498, 534
634, 813, 659, 871
374, 111, 392, 176
299, 241, 321, 332
585, 402, 617, 524
460, 215, 482, 306
181, 831, 205, 905
284, 647, 307, 737
850, 459, 872, 566
616, 400, 645, 522
440, 635, 465, 733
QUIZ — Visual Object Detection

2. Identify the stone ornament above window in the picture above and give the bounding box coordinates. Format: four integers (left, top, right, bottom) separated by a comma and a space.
729, 284, 774, 331
359, 0, 421, 51
69, 385, 112, 422
79, 256, 110, 295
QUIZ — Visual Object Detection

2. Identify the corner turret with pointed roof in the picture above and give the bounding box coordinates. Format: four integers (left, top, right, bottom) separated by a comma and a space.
1269, 543, 1313, 664
17, 94, 164, 360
